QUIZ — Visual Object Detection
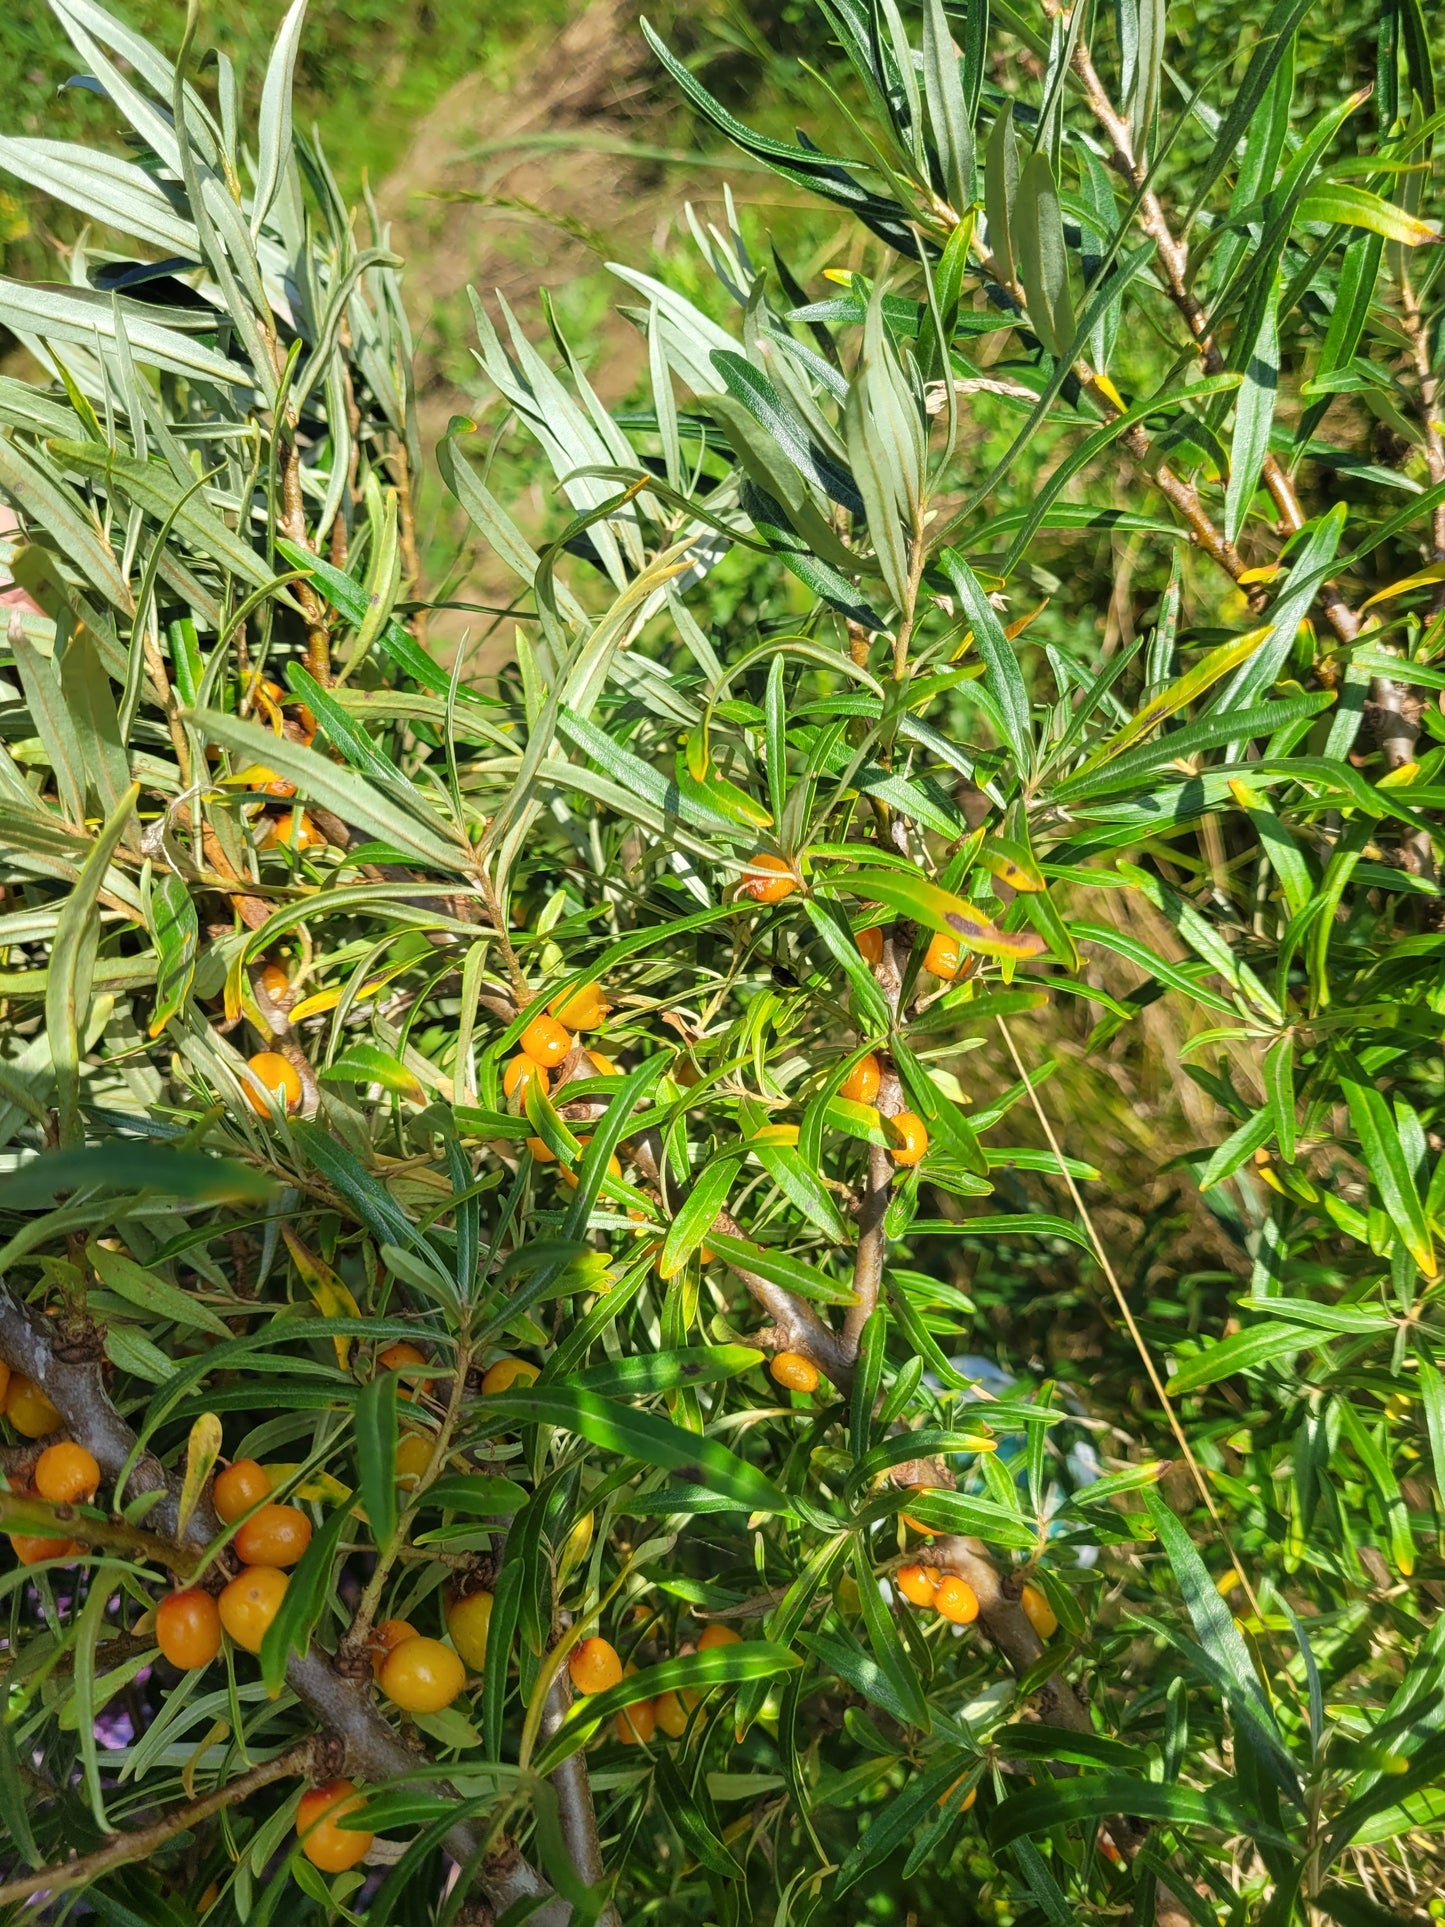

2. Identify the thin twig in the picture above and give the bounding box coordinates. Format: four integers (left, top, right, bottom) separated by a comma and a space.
993, 1017, 1262, 1617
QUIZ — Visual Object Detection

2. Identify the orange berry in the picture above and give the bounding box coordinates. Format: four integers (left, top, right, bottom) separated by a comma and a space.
896, 1564, 939, 1609
935, 1576, 980, 1625
261, 809, 320, 852
616, 1676, 655, 1745
259, 962, 291, 1002
526, 1135, 557, 1163
1020, 1582, 1058, 1640
5, 1375, 61, 1439
11, 1533, 80, 1564
156, 1588, 223, 1670
741, 852, 797, 902
696, 1624, 742, 1651
770, 1351, 820, 1394
924, 931, 962, 979
519, 1012, 572, 1069
569, 1636, 623, 1695
652, 1688, 689, 1738
33, 1441, 100, 1505
446, 1589, 494, 1671
549, 983, 608, 1031
481, 1357, 539, 1395
218, 1566, 289, 1652
242, 1052, 302, 1118
885, 1110, 929, 1167
394, 1431, 434, 1488
838, 1052, 882, 1105
380, 1634, 465, 1713
213, 1459, 271, 1524
297, 1779, 372, 1873
378, 1342, 432, 1399
855, 925, 884, 966
557, 1143, 622, 1190
233, 1503, 312, 1568
503, 1054, 549, 1102
367, 1618, 418, 1679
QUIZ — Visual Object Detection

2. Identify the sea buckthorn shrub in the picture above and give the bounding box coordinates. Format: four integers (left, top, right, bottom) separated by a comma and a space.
1, 0, 1443, 1920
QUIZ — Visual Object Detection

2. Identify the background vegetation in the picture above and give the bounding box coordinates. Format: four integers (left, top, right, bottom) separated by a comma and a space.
1, 0, 1444, 1922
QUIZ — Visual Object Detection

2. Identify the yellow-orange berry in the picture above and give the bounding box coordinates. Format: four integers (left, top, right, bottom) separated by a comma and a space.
503, 1054, 549, 1101
741, 852, 797, 902
378, 1341, 432, 1399
557, 1143, 622, 1190
242, 1052, 302, 1118
297, 1779, 372, 1873
5, 1375, 61, 1439
526, 1135, 557, 1163
885, 1111, 929, 1167
446, 1589, 494, 1671
896, 1563, 939, 1609
261, 809, 320, 852
935, 1576, 980, 1625
569, 1636, 623, 1695
218, 1566, 288, 1652
652, 1688, 689, 1738
856, 925, 884, 966
380, 1634, 465, 1713
770, 1351, 820, 1394
549, 983, 608, 1031
481, 1357, 539, 1395
11, 1533, 80, 1564
33, 1441, 101, 1504
368, 1618, 418, 1679
156, 1588, 223, 1670
233, 1503, 312, 1568
259, 962, 291, 1002
519, 1012, 572, 1069
924, 931, 962, 979
838, 1053, 882, 1105
394, 1432, 434, 1488
213, 1459, 271, 1523
616, 1676, 655, 1745
1020, 1582, 1058, 1640
696, 1623, 742, 1651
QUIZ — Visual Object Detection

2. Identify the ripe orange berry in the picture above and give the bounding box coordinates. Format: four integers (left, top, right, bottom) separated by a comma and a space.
855, 925, 884, 966
652, 1688, 689, 1738
741, 852, 797, 902
446, 1589, 494, 1671
378, 1342, 432, 1399
481, 1357, 539, 1395
218, 1566, 289, 1652
297, 1779, 372, 1873
213, 1459, 271, 1523
697, 1624, 742, 1652
503, 1054, 549, 1102
770, 1351, 820, 1394
924, 931, 962, 979
549, 983, 608, 1031
526, 1135, 557, 1163
381, 1635, 466, 1713
367, 1619, 418, 1679
261, 809, 320, 852
519, 1012, 572, 1069
885, 1111, 929, 1167
935, 1576, 980, 1625
616, 1676, 655, 1745
259, 962, 291, 1002
896, 1564, 940, 1609
233, 1503, 312, 1568
1020, 1582, 1059, 1640
33, 1442, 101, 1504
838, 1052, 882, 1104
394, 1431, 434, 1488
5, 1375, 61, 1439
10, 1533, 79, 1564
569, 1636, 623, 1695
242, 1051, 302, 1118
156, 1588, 223, 1670
557, 1142, 623, 1190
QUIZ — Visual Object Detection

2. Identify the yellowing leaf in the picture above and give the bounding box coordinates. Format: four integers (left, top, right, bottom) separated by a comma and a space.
287, 975, 390, 1023
1077, 625, 1271, 772
283, 1227, 361, 1367
178, 1413, 222, 1539
751, 1123, 800, 1146
1361, 562, 1445, 609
